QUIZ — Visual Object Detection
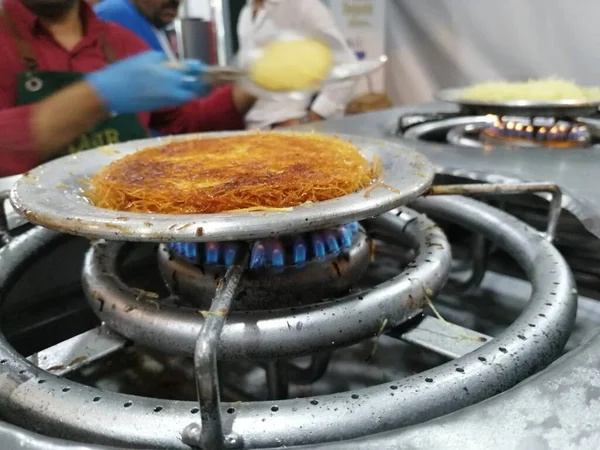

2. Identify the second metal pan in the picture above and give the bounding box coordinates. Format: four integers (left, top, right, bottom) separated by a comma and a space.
10, 131, 435, 243
437, 87, 600, 117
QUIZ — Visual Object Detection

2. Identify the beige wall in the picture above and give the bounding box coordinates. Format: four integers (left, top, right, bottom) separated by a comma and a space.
384, 0, 600, 104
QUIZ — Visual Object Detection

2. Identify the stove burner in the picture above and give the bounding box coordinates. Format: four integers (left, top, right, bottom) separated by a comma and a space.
398, 112, 600, 148
482, 116, 591, 148
168, 222, 361, 270
0, 196, 577, 449
159, 223, 371, 310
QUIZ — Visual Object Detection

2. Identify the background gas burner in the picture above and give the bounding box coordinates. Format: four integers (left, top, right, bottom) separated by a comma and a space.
398, 112, 600, 149
392, 109, 600, 298
158, 223, 372, 310
481, 116, 591, 148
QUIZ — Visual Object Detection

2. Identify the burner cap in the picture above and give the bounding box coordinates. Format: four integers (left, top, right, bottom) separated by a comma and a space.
481, 116, 591, 148
158, 224, 372, 310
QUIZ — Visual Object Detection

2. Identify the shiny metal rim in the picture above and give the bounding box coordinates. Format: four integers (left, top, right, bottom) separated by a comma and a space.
9, 131, 434, 243
402, 115, 491, 141
436, 88, 600, 112
81, 210, 451, 360
0, 195, 577, 449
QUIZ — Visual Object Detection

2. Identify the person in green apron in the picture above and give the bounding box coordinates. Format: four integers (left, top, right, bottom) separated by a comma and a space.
0, 0, 254, 176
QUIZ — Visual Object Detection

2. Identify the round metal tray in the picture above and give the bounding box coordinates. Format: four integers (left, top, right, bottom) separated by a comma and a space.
437, 87, 600, 117
9, 131, 434, 242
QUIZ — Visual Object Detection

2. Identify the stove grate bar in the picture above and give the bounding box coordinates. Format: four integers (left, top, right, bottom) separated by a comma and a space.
392, 315, 491, 360
182, 248, 249, 450
426, 182, 562, 242
26, 325, 129, 377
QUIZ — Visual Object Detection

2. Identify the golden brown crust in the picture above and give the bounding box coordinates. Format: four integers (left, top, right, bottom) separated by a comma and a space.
88, 132, 375, 214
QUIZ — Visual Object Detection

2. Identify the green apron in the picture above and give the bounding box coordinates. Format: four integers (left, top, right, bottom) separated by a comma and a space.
3, 8, 148, 162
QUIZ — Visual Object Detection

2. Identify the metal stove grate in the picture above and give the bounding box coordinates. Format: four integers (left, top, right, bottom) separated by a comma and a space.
0, 190, 577, 449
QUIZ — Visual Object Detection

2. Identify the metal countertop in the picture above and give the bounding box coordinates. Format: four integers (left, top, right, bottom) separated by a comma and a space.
296, 103, 600, 239
288, 325, 600, 450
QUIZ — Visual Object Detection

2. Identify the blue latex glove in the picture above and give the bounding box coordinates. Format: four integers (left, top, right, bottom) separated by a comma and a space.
85, 51, 207, 114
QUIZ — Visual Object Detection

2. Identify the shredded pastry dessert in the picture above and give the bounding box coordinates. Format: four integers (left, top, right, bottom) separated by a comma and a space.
88, 132, 377, 214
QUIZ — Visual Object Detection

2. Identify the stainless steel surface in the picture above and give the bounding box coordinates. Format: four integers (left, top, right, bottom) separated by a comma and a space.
437, 87, 600, 117
0, 175, 21, 194
297, 104, 600, 239
2, 270, 600, 450
292, 324, 600, 450
397, 316, 490, 360
27, 326, 128, 377
0, 194, 577, 448
446, 122, 489, 147
82, 210, 450, 359
173, 18, 214, 62
0, 104, 597, 449
449, 233, 489, 294
0, 192, 12, 245
0, 422, 124, 450
157, 230, 371, 310
10, 131, 434, 243
0, 176, 28, 232
183, 250, 248, 450
403, 115, 491, 141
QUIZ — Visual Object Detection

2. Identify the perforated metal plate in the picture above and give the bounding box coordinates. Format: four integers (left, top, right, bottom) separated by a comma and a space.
9, 131, 434, 242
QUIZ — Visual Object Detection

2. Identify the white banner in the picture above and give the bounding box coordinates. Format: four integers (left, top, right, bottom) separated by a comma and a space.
324, 0, 386, 95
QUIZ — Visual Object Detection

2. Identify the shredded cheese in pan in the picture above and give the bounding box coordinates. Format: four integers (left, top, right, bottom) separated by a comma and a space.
459, 78, 600, 102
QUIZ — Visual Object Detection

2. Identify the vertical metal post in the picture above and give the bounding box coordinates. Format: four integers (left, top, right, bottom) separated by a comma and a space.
0, 192, 12, 246
209, 0, 234, 66
450, 233, 490, 294
182, 248, 248, 449
266, 361, 289, 400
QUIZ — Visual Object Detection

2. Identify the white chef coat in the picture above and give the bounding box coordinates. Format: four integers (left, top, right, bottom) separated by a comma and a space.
237, 0, 358, 129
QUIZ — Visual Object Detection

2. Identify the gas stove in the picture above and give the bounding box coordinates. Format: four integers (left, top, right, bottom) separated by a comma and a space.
1, 181, 591, 449
392, 106, 600, 299
1, 128, 600, 449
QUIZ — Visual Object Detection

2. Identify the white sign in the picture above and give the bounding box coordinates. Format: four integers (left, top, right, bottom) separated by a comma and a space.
325, 0, 386, 95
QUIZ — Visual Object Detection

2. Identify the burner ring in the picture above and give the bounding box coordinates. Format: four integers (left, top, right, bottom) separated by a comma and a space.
0, 196, 576, 449
157, 229, 371, 310
81, 210, 451, 360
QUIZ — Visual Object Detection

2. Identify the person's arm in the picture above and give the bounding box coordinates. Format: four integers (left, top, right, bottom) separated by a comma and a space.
297, 0, 358, 121
31, 82, 109, 156
150, 84, 255, 135
0, 51, 207, 176
232, 85, 257, 115
0, 81, 109, 176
